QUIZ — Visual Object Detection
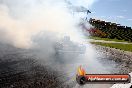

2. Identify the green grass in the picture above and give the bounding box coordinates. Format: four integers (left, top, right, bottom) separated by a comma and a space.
91, 42, 132, 52
89, 36, 127, 42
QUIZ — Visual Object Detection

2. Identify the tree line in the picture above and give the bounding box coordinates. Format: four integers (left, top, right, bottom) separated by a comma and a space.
89, 18, 132, 42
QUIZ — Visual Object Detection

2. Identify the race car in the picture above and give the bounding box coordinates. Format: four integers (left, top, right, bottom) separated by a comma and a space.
54, 36, 86, 62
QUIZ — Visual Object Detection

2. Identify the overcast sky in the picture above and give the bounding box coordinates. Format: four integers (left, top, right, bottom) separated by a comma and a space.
71, 0, 132, 27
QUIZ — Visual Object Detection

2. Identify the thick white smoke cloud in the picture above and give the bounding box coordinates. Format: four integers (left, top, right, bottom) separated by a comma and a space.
68, 0, 98, 8
0, 0, 83, 48
0, 0, 114, 75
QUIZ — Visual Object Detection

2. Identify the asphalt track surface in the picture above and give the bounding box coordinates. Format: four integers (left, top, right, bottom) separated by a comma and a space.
0, 43, 121, 88
89, 39, 132, 44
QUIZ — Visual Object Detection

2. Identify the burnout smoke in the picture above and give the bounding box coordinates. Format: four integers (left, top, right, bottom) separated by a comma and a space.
0, 0, 115, 75
0, 0, 82, 48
